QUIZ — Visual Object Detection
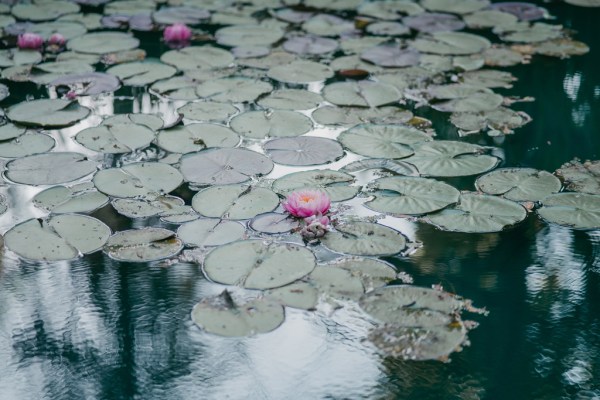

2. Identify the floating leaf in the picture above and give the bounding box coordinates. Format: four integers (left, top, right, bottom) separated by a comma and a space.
191, 184, 280, 220
496, 22, 562, 43
282, 36, 338, 55
565, 0, 600, 6
476, 168, 561, 202
366, 21, 410, 36
266, 283, 319, 310
322, 221, 407, 256
68, 32, 140, 54
404, 12, 466, 33
341, 159, 420, 176
12, 1, 80, 21
358, 1, 425, 19
17, 21, 87, 40
203, 240, 316, 289
33, 184, 109, 214
361, 45, 421, 67
178, 219, 245, 247
463, 10, 518, 28
257, 89, 323, 110
249, 212, 300, 234
111, 196, 184, 218
411, 31, 491, 55
5, 152, 97, 185
75, 122, 155, 153
331, 257, 398, 291
556, 160, 600, 195
215, 25, 284, 47
431, 92, 504, 112
192, 291, 285, 337
195, 77, 272, 103
4, 215, 110, 261
152, 6, 210, 25
537, 193, 600, 229
93, 162, 183, 198
49, 72, 122, 96
307, 266, 364, 300
461, 69, 516, 88
104, 227, 183, 262
160, 46, 234, 71
157, 124, 239, 154
267, 60, 333, 84
489, 2, 547, 20
312, 106, 413, 126
107, 61, 176, 86
230, 110, 312, 139
483, 46, 526, 67
0, 49, 42, 68
0, 123, 26, 141
273, 169, 358, 202
150, 76, 199, 100
180, 148, 273, 186
366, 176, 460, 215
421, 0, 489, 14
237, 51, 296, 70
450, 107, 531, 135
338, 124, 431, 159
263, 137, 344, 166
302, 14, 355, 37
0, 133, 54, 158
425, 193, 526, 232
102, 114, 163, 131
177, 101, 238, 122
7, 99, 90, 128
533, 39, 590, 58
323, 81, 401, 107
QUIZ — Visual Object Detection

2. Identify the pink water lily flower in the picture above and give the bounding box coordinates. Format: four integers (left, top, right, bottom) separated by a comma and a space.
47, 33, 66, 47
163, 23, 192, 43
282, 189, 331, 218
17, 33, 43, 50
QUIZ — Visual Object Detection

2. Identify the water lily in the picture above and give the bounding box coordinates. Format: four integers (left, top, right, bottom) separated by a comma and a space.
17, 33, 43, 50
47, 33, 66, 47
282, 189, 330, 218
164, 23, 192, 43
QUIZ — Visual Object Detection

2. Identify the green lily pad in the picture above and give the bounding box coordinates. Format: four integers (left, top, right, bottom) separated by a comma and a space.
68, 32, 140, 55
450, 107, 531, 135
405, 141, 499, 177
5, 152, 97, 185
230, 110, 313, 139
215, 25, 284, 47
238, 50, 296, 70
104, 227, 183, 262
192, 291, 285, 337
302, 14, 355, 37
23, 21, 87, 40
161, 46, 234, 71
421, 0, 489, 14
93, 162, 183, 198
432, 92, 504, 112
537, 193, 600, 230
282, 36, 338, 55
249, 212, 301, 234
107, 61, 176, 86
33, 183, 109, 214
307, 266, 365, 300
150, 76, 199, 100
191, 184, 280, 220
366, 176, 460, 215
461, 69, 516, 88
0, 123, 26, 141
26, 61, 96, 85
12, 1, 80, 21
152, 6, 210, 25
483, 46, 526, 67
312, 106, 413, 127
464, 10, 518, 29
49, 72, 122, 96
330, 257, 398, 291
177, 101, 238, 122
203, 240, 316, 289
533, 38, 590, 58
180, 148, 273, 186
323, 81, 401, 107
178, 219, 246, 247
272, 169, 359, 202
267, 60, 334, 84
425, 193, 527, 232
75, 122, 155, 153
0, 49, 42, 68
0, 133, 55, 158
157, 124, 239, 154
476, 168, 562, 202
195, 77, 272, 103
267, 283, 319, 310
411, 31, 491, 55
257, 89, 323, 110
4, 215, 110, 261
338, 124, 431, 159
264, 137, 344, 166
358, 1, 424, 19
102, 114, 164, 131
556, 160, 600, 195
111, 196, 184, 219
366, 21, 410, 36
7, 99, 90, 128
104, 0, 156, 15
341, 159, 420, 176
360, 45, 421, 67
322, 221, 407, 256
497, 22, 562, 43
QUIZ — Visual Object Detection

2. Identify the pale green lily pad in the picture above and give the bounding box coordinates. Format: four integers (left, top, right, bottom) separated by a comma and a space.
476, 168, 562, 202
329, 55, 383, 73
257, 89, 323, 110
405, 141, 499, 177
358, 1, 424, 19
312, 106, 413, 126
68, 32, 140, 55
302, 14, 354, 37
230, 110, 313, 139
93, 162, 183, 198
0, 194, 7, 216
421, 0, 489, 14
305, 0, 362, 10
338, 124, 431, 159
7, 99, 90, 128
533, 39, 590, 58
33, 183, 109, 214
0, 133, 55, 158
463, 10, 518, 28
157, 124, 239, 154
366, 176, 460, 215
432, 91, 504, 113
361, 45, 421, 67
0, 123, 26, 141
195, 77, 272, 103
102, 114, 164, 131
216, 25, 284, 47
104, 227, 183, 262
150, 76, 199, 100
203, 240, 316, 289
152, 5, 210, 24
323, 81, 401, 107
5, 152, 97, 185
237, 51, 296, 70
75, 123, 155, 153
49, 72, 121, 95
341, 159, 420, 176
4, 215, 110, 261
178, 101, 238, 122
272, 169, 358, 202
450, 107, 531, 135
366, 21, 410, 36
282, 35, 338, 55
340, 36, 387, 55
178, 219, 246, 247
565, 0, 600, 6
104, 0, 156, 15
264, 137, 344, 166
107, 61, 177, 86
267, 60, 333, 84
24, 21, 87, 40
191, 184, 280, 220
497, 22, 562, 43
483, 46, 526, 67
180, 148, 273, 186
556, 160, 600, 195
537, 193, 600, 230
461, 69, 516, 88
160, 46, 234, 71
322, 221, 407, 256
192, 291, 285, 337
250, 212, 300, 234
425, 193, 527, 232
26, 61, 96, 85
111, 196, 184, 219
267, 283, 319, 310
58, 12, 103, 30
0, 49, 42, 67
331, 257, 398, 291
12, 1, 80, 21
307, 266, 365, 300
411, 31, 491, 55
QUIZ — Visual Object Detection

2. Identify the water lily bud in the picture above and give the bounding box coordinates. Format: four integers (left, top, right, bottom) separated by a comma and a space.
47, 33, 66, 47
163, 23, 192, 43
17, 33, 44, 50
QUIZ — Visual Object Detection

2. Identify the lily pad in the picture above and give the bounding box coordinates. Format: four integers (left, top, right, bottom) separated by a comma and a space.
150, 76, 199, 100
450, 107, 531, 135
18, 21, 87, 40
263, 137, 344, 166
111, 196, 184, 218
338, 124, 431, 159
323, 81, 401, 107
12, 1, 80, 21
191, 184, 280, 220
302, 14, 355, 37
33, 184, 109, 214
0, 49, 42, 68
249, 212, 300, 234
404, 12, 466, 33
0, 123, 26, 141
282, 36, 338, 55
178, 219, 246, 247
425, 193, 527, 232
4, 215, 110, 261
431, 92, 504, 113
215, 25, 284, 47
49, 73, 122, 96
152, 6, 210, 25
5, 152, 97, 185
496, 22, 563, 43
107, 61, 176, 86
421, 0, 489, 14
266, 282, 319, 310
230, 110, 313, 139
104, 227, 183, 262
533, 39, 590, 58
312, 106, 413, 126
272, 169, 358, 202
358, 1, 425, 19
191, 291, 285, 337
68, 32, 140, 55
102, 114, 164, 131
195, 77, 272, 103
366, 21, 410, 36
180, 148, 273, 186
475, 168, 562, 202
463, 10, 518, 28
268, 60, 333, 84
93, 162, 183, 198
341, 159, 420, 176
7, 99, 90, 128
160, 46, 234, 71
75, 122, 155, 153
307, 266, 365, 300
537, 193, 600, 230
461, 69, 516, 88
489, 2, 547, 20
360, 45, 421, 67
411, 31, 491, 55
157, 124, 239, 154
366, 176, 460, 215
0, 133, 55, 158
257, 89, 323, 110
322, 221, 407, 256
203, 240, 316, 289
556, 160, 600, 195
177, 101, 238, 122
331, 257, 398, 291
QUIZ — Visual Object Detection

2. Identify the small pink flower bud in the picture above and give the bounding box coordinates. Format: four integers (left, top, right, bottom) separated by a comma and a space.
17, 33, 44, 50
47, 33, 66, 47
163, 23, 192, 43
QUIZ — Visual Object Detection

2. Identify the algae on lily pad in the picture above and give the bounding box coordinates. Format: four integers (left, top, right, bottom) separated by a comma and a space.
322, 221, 407, 256
104, 228, 183, 262
476, 168, 562, 202
537, 193, 600, 230
191, 184, 280, 220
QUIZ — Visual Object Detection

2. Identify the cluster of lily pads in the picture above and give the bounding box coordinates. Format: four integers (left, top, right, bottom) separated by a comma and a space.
0, 0, 598, 361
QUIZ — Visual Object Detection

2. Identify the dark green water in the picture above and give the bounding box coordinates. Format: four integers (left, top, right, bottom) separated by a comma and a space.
0, 1, 599, 400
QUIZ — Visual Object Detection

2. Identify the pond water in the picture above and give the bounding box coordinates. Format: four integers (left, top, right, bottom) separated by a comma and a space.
0, 1, 599, 399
